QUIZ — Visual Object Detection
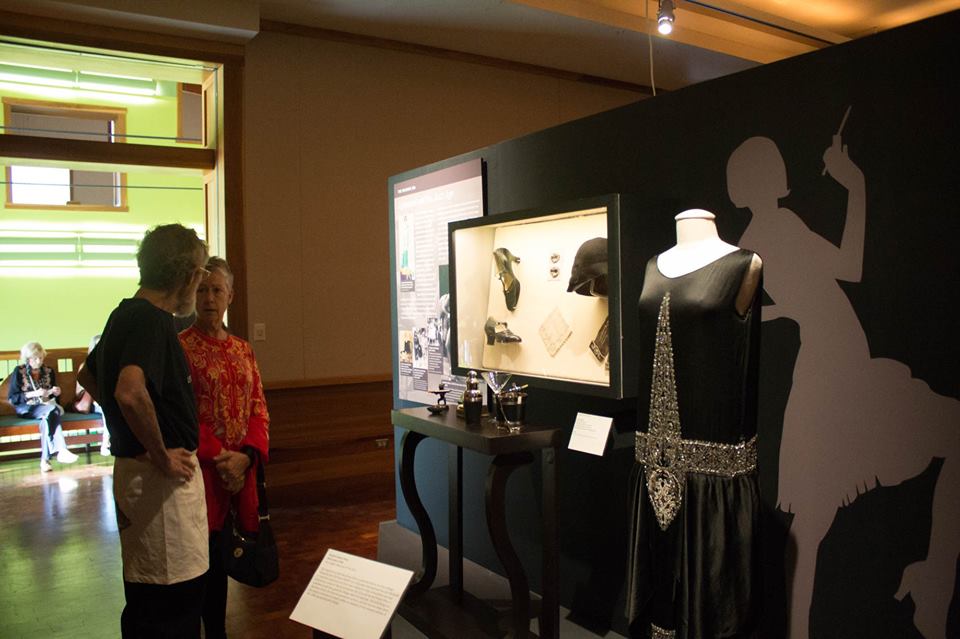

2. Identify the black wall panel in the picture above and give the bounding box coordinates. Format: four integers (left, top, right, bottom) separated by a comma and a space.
392, 12, 960, 637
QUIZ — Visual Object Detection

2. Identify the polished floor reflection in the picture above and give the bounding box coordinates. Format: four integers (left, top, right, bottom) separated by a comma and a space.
0, 457, 395, 638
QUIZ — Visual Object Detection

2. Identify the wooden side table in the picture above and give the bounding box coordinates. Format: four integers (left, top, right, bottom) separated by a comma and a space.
391, 407, 562, 639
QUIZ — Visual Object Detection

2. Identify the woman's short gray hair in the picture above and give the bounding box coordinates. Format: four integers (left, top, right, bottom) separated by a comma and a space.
20, 341, 46, 363
206, 256, 234, 289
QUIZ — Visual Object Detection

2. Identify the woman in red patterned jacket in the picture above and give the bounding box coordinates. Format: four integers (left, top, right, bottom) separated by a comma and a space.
179, 256, 270, 639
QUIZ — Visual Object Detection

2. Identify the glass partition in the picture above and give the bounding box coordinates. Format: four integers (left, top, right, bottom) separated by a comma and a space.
0, 37, 218, 350
0, 38, 215, 149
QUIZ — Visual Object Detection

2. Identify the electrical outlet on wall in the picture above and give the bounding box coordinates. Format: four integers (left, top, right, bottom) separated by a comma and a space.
253, 322, 266, 341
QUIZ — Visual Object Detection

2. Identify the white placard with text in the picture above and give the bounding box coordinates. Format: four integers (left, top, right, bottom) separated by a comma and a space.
290, 549, 414, 639
568, 412, 614, 456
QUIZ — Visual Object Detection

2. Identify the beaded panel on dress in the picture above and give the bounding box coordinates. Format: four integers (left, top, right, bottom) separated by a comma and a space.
644, 293, 684, 530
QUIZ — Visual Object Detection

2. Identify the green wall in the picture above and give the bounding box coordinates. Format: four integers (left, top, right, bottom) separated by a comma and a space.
0, 79, 206, 352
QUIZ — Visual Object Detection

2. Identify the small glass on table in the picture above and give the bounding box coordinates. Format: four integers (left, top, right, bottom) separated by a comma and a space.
499, 385, 527, 433
483, 370, 512, 428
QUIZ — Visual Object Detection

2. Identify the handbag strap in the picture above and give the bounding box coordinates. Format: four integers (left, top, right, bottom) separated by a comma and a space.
255, 460, 270, 521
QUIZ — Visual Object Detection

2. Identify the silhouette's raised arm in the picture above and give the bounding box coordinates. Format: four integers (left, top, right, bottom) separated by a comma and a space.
823, 134, 866, 282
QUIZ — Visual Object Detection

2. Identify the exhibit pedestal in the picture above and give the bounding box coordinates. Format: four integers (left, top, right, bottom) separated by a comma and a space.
391, 407, 562, 639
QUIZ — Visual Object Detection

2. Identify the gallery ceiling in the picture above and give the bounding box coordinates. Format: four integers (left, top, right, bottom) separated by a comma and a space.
258, 0, 960, 90
1, 1, 955, 92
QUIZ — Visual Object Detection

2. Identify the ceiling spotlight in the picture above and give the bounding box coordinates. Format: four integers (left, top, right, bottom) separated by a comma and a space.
658, 0, 676, 35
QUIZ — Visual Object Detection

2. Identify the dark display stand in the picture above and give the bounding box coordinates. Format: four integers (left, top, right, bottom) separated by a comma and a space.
391, 408, 562, 639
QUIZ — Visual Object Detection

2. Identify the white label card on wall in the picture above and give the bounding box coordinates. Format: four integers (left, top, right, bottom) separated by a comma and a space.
568, 412, 614, 456
290, 549, 413, 639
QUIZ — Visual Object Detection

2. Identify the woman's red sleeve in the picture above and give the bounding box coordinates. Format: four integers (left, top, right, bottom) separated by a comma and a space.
197, 421, 222, 462
241, 346, 270, 464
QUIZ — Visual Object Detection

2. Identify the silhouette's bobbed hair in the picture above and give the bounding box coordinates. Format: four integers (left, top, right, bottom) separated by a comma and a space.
727, 136, 790, 207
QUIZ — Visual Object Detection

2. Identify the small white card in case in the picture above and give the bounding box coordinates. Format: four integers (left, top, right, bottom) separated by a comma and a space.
290, 549, 414, 639
539, 307, 572, 357
568, 412, 614, 456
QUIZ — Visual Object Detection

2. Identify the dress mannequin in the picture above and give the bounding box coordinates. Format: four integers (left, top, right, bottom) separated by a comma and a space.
627, 209, 764, 638
657, 209, 762, 317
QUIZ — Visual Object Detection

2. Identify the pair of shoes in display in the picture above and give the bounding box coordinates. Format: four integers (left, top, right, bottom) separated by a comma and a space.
493, 248, 521, 311
57, 449, 79, 464
485, 317, 522, 345
40, 460, 52, 473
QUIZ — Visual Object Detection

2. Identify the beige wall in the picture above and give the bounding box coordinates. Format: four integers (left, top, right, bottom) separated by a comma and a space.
243, 30, 641, 384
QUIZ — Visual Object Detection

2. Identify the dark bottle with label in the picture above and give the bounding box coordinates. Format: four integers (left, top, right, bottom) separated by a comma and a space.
463, 371, 483, 425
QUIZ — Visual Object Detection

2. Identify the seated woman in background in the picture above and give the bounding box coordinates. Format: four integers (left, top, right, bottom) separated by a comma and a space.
179, 257, 270, 639
8, 342, 78, 472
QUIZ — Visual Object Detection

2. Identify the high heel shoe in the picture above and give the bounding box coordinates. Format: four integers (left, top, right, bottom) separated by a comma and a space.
484, 317, 522, 345
493, 247, 521, 311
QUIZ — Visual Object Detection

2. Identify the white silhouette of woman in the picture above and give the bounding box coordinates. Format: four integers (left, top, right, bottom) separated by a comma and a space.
727, 134, 959, 638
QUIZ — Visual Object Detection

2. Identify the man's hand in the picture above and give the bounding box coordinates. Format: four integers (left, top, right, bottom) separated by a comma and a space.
116, 365, 195, 481
144, 447, 196, 482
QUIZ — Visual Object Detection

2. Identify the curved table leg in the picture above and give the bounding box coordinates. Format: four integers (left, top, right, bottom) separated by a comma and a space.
486, 451, 535, 639
399, 430, 437, 596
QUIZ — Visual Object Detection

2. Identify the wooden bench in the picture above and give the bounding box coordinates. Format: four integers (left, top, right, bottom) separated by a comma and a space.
0, 347, 105, 461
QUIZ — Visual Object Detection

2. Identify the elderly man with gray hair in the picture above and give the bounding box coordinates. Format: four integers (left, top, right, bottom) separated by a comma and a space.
79, 223, 210, 638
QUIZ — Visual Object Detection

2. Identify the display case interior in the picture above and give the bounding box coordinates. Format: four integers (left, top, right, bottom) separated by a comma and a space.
449, 194, 626, 398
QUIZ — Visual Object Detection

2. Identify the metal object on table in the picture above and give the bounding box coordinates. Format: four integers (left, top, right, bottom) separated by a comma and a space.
427, 382, 451, 415
463, 371, 483, 425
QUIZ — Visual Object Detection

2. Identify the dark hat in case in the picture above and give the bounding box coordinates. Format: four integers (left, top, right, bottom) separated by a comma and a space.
567, 237, 608, 296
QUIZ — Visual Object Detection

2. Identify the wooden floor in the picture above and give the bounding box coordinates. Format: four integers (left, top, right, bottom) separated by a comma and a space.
0, 456, 396, 639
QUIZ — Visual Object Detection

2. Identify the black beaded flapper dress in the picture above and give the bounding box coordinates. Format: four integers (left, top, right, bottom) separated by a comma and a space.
627, 248, 761, 639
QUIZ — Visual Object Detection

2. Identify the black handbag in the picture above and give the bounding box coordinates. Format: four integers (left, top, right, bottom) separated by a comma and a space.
221, 461, 279, 587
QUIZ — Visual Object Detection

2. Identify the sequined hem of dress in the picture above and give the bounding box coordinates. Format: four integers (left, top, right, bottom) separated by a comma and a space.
650, 623, 675, 639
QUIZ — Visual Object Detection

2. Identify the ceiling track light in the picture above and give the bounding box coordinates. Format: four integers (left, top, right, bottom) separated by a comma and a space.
658, 0, 676, 35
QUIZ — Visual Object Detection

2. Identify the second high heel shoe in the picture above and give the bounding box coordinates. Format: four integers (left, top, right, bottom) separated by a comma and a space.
493, 247, 521, 311
484, 317, 522, 345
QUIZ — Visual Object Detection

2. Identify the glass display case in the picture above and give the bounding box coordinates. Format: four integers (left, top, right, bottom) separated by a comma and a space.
449, 194, 628, 398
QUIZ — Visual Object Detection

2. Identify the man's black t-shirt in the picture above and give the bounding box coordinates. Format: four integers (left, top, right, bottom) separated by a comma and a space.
86, 298, 198, 457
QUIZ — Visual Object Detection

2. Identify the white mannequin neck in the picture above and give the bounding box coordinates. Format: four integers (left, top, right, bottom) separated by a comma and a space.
676, 211, 721, 245
657, 209, 739, 278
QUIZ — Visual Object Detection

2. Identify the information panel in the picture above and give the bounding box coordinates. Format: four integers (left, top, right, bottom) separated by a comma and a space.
290, 549, 413, 639
393, 158, 484, 405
